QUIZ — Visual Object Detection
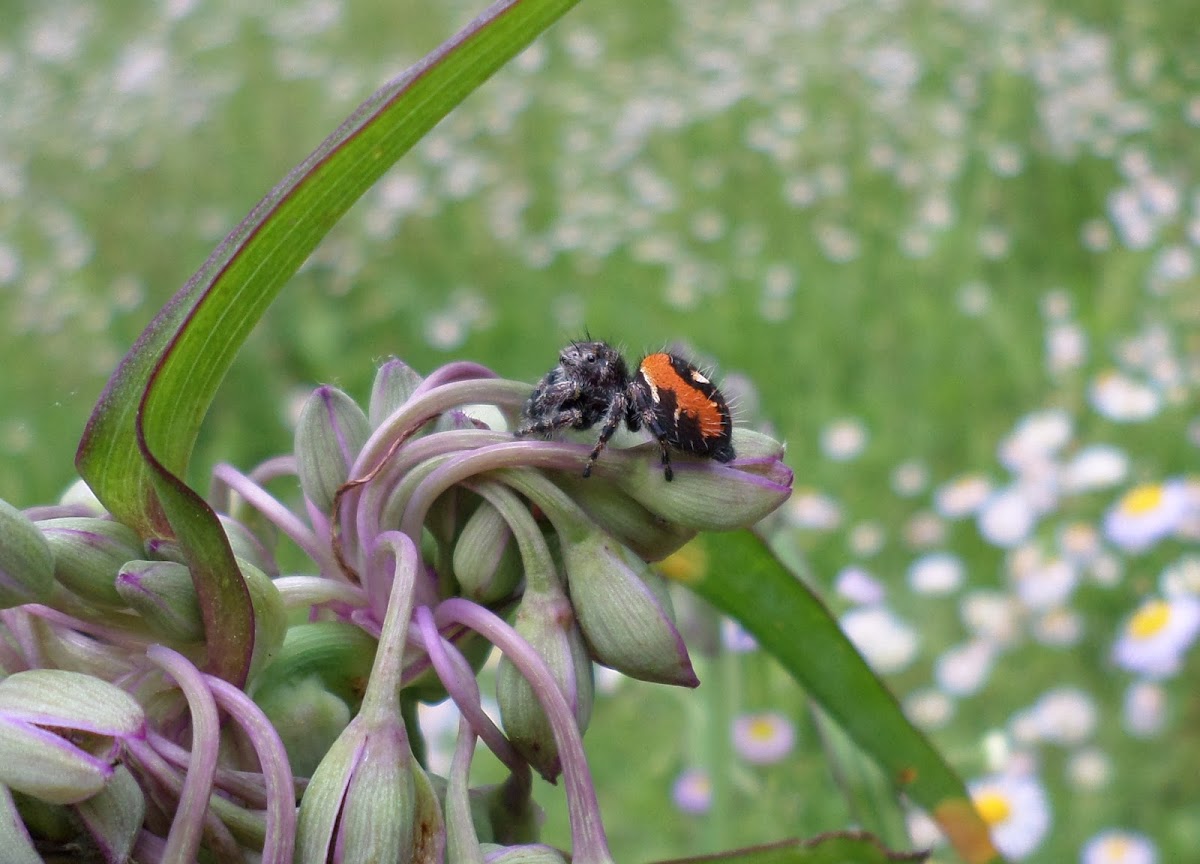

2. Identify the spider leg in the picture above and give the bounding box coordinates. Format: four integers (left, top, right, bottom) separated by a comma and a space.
515, 406, 586, 437
642, 414, 674, 481
582, 392, 628, 478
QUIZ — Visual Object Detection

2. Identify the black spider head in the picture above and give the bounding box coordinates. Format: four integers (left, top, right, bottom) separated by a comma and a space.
556, 340, 629, 394
516, 339, 631, 439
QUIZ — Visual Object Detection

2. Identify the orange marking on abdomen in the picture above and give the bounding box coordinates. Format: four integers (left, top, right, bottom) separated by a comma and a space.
640, 353, 726, 436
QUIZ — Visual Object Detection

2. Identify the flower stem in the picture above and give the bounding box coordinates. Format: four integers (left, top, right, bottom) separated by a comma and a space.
435, 598, 615, 864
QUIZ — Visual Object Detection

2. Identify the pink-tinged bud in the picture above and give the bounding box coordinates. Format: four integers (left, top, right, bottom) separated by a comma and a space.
74, 764, 144, 863
115, 560, 205, 643
552, 475, 697, 561
615, 430, 792, 531
0, 498, 54, 608
37, 517, 144, 609
0, 670, 144, 805
336, 717, 417, 862
453, 500, 523, 604
368, 357, 424, 428
294, 385, 371, 513
561, 532, 698, 688
496, 585, 595, 781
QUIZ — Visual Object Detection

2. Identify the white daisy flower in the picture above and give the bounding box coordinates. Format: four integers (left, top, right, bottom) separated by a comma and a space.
1040, 289, 1072, 320
841, 605, 920, 674
978, 487, 1037, 548
904, 689, 955, 730
1030, 687, 1097, 746
935, 473, 993, 519
1058, 521, 1102, 564
834, 566, 886, 606
1031, 607, 1084, 647
891, 460, 928, 497
1089, 370, 1161, 422
936, 639, 997, 696
1012, 462, 1061, 516
1087, 553, 1124, 590
1045, 321, 1087, 376
1112, 594, 1200, 679
1061, 444, 1130, 493
1009, 550, 1078, 611
969, 773, 1052, 860
908, 551, 965, 596
999, 409, 1073, 471
1175, 478, 1200, 541
1123, 680, 1167, 738
1103, 480, 1191, 553
903, 510, 947, 549
785, 488, 842, 531
1066, 748, 1111, 790
720, 617, 758, 653
1160, 555, 1200, 598
671, 768, 712, 815
1009, 707, 1043, 746
848, 520, 886, 557
732, 711, 796, 765
960, 591, 1020, 647
821, 417, 868, 461
906, 809, 942, 850
1081, 830, 1158, 864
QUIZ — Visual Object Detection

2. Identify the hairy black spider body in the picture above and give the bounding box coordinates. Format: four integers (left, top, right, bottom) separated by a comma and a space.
516, 340, 735, 481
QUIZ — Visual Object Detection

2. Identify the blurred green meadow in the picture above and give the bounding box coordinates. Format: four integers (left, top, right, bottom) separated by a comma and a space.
2, 0, 1198, 861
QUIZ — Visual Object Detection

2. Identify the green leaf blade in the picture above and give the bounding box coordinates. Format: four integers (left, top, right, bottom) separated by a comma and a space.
689, 530, 1006, 864
653, 832, 930, 864
75, 0, 581, 535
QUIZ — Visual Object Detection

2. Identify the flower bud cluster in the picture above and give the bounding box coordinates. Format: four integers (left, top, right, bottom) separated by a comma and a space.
0, 356, 790, 861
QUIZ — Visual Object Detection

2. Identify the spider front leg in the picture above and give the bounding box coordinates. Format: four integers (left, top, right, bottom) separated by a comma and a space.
582, 392, 629, 478
515, 406, 587, 437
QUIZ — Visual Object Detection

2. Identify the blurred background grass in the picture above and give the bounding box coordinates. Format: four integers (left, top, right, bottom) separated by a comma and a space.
2, 0, 1198, 861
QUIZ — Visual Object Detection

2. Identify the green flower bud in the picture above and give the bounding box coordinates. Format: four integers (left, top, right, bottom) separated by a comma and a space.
114, 560, 205, 643
297, 714, 440, 864
336, 718, 417, 863
553, 474, 697, 561
113, 555, 283, 675
0, 670, 144, 805
255, 675, 352, 778
295, 385, 371, 513
615, 429, 792, 531
38, 517, 144, 609
0, 498, 54, 608
368, 357, 423, 428
11, 795, 73, 858
497, 586, 594, 781
252, 622, 377, 771
562, 531, 698, 688
296, 716, 370, 863
74, 764, 144, 864
476, 773, 542, 846
453, 500, 523, 603
251, 621, 376, 712
240, 558, 287, 682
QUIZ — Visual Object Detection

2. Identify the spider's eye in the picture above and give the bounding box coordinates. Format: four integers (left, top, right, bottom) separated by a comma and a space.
585, 354, 596, 363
